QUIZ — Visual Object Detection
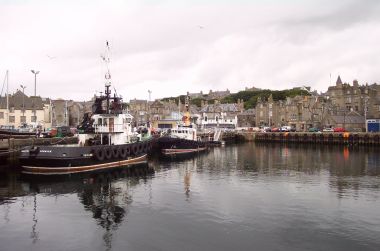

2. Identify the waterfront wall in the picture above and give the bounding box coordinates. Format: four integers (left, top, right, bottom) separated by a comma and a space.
0, 137, 79, 151
238, 132, 380, 145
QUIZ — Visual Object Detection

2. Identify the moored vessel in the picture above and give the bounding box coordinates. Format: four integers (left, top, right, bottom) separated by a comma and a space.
19, 42, 153, 174
158, 95, 207, 157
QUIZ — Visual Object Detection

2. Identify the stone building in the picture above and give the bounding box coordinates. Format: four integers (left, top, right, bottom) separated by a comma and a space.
255, 94, 332, 131
208, 89, 231, 99
187, 91, 204, 99
0, 91, 46, 128
51, 99, 92, 127
199, 99, 244, 129
327, 76, 379, 119
237, 108, 256, 127
129, 99, 150, 127
324, 111, 365, 132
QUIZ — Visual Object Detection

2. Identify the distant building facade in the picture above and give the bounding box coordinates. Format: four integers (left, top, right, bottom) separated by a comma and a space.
199, 99, 244, 129
0, 91, 46, 128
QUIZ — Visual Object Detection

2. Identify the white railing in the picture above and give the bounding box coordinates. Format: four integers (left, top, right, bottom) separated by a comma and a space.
94, 124, 126, 133
214, 128, 222, 141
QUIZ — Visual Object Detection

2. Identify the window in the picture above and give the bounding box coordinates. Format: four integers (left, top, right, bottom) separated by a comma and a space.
20, 116, 26, 123
0, 112, 3, 119
31, 116, 37, 122
9, 107, 14, 113
9, 116, 15, 123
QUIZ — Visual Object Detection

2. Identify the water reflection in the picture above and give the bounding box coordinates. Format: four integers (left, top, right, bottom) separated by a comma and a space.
0, 144, 379, 251
209, 143, 380, 198
1, 164, 154, 250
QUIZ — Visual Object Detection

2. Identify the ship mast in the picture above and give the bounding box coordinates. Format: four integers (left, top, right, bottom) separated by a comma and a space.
102, 41, 112, 114
6, 70, 9, 125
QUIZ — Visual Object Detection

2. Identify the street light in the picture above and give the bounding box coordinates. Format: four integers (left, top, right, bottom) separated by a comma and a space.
364, 97, 369, 132
31, 70, 40, 96
20, 84, 26, 116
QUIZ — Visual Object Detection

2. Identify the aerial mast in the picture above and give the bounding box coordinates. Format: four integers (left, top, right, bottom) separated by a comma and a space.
6, 70, 9, 125
101, 41, 112, 114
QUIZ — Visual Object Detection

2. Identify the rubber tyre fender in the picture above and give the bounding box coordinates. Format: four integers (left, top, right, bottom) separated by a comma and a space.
132, 144, 139, 156
138, 143, 143, 153
95, 148, 105, 161
104, 147, 113, 160
119, 146, 127, 158
112, 146, 120, 158
125, 145, 131, 156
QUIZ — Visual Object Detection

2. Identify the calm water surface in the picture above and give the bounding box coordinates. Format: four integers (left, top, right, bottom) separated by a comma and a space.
1, 143, 380, 251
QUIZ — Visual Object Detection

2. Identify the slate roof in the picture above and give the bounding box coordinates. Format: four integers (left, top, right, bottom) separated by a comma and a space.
0, 90, 43, 110
200, 103, 240, 113
330, 115, 364, 124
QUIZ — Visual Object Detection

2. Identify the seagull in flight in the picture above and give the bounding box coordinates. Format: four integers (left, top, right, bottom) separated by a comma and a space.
46, 54, 57, 59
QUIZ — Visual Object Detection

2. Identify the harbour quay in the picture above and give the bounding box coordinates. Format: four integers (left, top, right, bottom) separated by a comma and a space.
238, 131, 380, 145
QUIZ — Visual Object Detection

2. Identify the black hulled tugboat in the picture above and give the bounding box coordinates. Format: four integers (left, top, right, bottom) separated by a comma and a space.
158, 95, 207, 157
19, 43, 153, 175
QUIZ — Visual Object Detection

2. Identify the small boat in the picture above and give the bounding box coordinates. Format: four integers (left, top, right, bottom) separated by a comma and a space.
19, 42, 153, 175
159, 95, 207, 157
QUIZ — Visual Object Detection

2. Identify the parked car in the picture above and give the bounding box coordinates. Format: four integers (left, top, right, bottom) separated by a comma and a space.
322, 128, 334, 132
262, 127, 271, 132
280, 126, 291, 132
333, 127, 346, 132
271, 127, 280, 132
308, 127, 320, 132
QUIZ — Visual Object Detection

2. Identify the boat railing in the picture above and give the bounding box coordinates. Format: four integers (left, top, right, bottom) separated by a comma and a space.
94, 124, 126, 133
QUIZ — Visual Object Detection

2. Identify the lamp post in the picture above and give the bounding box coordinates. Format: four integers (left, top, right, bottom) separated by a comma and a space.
30, 70, 39, 122
30, 70, 39, 96
20, 84, 26, 116
364, 97, 369, 132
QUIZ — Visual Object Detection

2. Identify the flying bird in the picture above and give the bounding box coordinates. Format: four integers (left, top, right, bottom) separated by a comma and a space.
46, 54, 57, 59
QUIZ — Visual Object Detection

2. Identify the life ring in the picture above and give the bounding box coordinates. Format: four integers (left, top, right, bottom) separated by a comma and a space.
112, 146, 120, 158
119, 146, 127, 158
104, 147, 112, 159
95, 148, 105, 161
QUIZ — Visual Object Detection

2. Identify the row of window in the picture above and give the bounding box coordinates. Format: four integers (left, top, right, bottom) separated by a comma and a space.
2, 115, 37, 123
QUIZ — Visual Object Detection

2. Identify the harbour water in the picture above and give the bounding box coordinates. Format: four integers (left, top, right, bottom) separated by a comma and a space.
1, 143, 380, 251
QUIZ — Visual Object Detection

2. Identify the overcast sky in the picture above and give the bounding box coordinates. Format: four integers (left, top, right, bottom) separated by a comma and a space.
1, 0, 379, 102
